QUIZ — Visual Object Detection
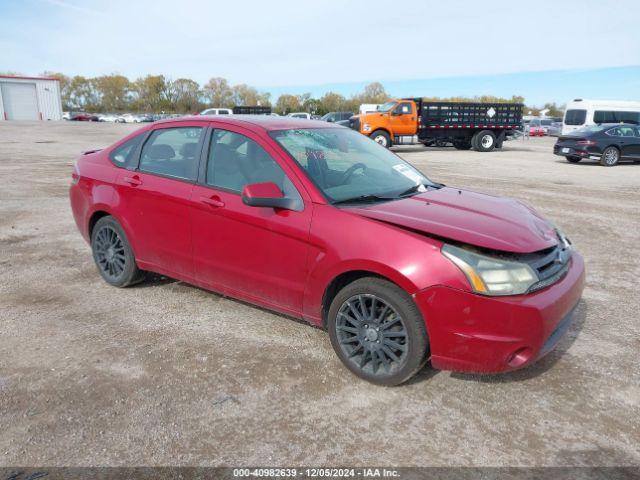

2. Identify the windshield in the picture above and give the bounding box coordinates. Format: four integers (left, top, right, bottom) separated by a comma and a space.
270, 128, 435, 203
376, 101, 397, 113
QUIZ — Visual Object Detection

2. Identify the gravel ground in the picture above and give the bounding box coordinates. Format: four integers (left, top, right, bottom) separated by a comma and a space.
0, 122, 639, 467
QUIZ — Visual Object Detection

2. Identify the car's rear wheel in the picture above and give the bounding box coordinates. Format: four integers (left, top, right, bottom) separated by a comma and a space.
370, 130, 391, 148
91, 216, 144, 287
327, 277, 429, 386
565, 155, 582, 163
474, 130, 496, 152
600, 146, 620, 166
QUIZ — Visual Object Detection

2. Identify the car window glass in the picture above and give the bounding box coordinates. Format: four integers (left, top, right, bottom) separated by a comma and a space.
271, 128, 434, 203
139, 127, 203, 180
109, 133, 144, 167
607, 128, 621, 136
395, 103, 412, 114
619, 126, 636, 137
206, 129, 302, 206
565, 109, 586, 125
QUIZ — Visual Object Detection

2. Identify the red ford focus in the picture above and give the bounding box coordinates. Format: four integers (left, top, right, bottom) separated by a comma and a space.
69, 116, 585, 385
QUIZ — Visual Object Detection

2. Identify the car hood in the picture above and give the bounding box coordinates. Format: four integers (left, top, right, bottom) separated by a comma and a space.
348, 187, 558, 253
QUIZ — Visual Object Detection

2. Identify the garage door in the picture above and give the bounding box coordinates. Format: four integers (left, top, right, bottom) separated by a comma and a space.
1, 82, 39, 120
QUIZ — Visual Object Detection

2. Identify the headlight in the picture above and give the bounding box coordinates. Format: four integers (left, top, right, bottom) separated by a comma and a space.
442, 244, 538, 296
363, 123, 371, 132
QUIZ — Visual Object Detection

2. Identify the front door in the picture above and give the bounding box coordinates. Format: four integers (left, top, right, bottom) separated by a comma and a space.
390, 101, 416, 136
114, 123, 206, 280
190, 125, 312, 314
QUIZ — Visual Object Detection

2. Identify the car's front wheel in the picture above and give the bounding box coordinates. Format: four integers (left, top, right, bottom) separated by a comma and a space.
91, 216, 144, 287
328, 277, 429, 386
370, 130, 391, 148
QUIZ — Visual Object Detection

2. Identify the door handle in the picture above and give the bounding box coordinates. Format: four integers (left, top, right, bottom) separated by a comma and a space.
123, 175, 142, 186
200, 195, 225, 208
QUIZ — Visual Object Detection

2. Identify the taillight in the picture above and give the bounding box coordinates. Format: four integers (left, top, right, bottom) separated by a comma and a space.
71, 163, 80, 185
577, 139, 596, 146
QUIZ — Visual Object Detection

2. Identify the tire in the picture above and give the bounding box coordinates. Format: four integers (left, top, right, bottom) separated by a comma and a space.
474, 130, 497, 152
370, 130, 391, 148
600, 146, 620, 166
565, 155, 582, 163
327, 277, 429, 386
91, 216, 145, 287
453, 140, 472, 150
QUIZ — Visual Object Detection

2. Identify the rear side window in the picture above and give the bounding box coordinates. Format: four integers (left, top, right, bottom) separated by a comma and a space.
565, 109, 587, 125
594, 110, 640, 124
109, 134, 144, 167
139, 127, 204, 181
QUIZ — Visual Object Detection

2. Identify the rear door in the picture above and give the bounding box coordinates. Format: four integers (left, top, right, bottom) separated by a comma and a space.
190, 124, 312, 313
621, 126, 640, 158
390, 101, 416, 135
114, 122, 207, 279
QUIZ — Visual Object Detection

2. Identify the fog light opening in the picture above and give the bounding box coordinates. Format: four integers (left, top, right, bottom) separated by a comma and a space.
506, 347, 533, 368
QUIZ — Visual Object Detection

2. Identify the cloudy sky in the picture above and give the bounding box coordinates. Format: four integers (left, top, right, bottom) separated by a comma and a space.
1, 0, 639, 104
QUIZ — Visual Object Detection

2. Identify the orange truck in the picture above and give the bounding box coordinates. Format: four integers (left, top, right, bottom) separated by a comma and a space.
347, 98, 523, 152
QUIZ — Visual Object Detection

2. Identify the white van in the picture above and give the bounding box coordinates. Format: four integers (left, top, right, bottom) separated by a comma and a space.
359, 104, 381, 114
200, 108, 233, 116
562, 99, 640, 135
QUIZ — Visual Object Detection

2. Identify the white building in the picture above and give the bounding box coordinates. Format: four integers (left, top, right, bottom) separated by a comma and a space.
0, 75, 63, 121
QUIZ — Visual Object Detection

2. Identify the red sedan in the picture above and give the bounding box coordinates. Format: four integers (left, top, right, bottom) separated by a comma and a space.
69, 116, 584, 385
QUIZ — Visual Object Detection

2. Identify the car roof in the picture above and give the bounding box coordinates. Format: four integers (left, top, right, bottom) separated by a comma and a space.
155, 115, 340, 131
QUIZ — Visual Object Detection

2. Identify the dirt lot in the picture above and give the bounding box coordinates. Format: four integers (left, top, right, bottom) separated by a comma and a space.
1, 122, 639, 467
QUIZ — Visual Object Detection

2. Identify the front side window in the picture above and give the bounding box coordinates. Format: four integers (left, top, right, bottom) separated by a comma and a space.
206, 129, 302, 207
565, 109, 587, 126
109, 133, 144, 167
394, 103, 412, 115
139, 127, 203, 180
271, 128, 435, 204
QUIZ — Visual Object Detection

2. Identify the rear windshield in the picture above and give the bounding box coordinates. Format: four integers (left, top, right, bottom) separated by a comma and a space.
565, 109, 587, 125
568, 125, 604, 135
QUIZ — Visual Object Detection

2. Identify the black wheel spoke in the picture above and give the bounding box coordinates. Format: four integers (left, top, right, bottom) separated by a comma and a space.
93, 225, 126, 280
336, 293, 408, 378
384, 339, 407, 352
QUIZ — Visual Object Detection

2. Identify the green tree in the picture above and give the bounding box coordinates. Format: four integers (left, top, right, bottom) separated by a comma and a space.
203, 77, 234, 108
274, 94, 301, 114
318, 92, 347, 114
171, 78, 202, 113
133, 75, 170, 112
95, 74, 131, 112
67, 76, 99, 111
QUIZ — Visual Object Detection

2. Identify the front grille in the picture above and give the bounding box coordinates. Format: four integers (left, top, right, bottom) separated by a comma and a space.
348, 117, 360, 131
525, 243, 573, 293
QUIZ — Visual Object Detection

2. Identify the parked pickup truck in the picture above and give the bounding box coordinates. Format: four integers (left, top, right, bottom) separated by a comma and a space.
348, 98, 523, 151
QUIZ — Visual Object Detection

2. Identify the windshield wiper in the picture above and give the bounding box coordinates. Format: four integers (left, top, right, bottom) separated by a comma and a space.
397, 182, 443, 198
332, 194, 395, 205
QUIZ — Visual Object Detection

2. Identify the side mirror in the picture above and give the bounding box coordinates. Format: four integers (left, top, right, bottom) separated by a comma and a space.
242, 182, 297, 210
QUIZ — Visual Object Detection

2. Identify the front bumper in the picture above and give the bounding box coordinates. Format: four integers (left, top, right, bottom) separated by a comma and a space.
414, 252, 585, 373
